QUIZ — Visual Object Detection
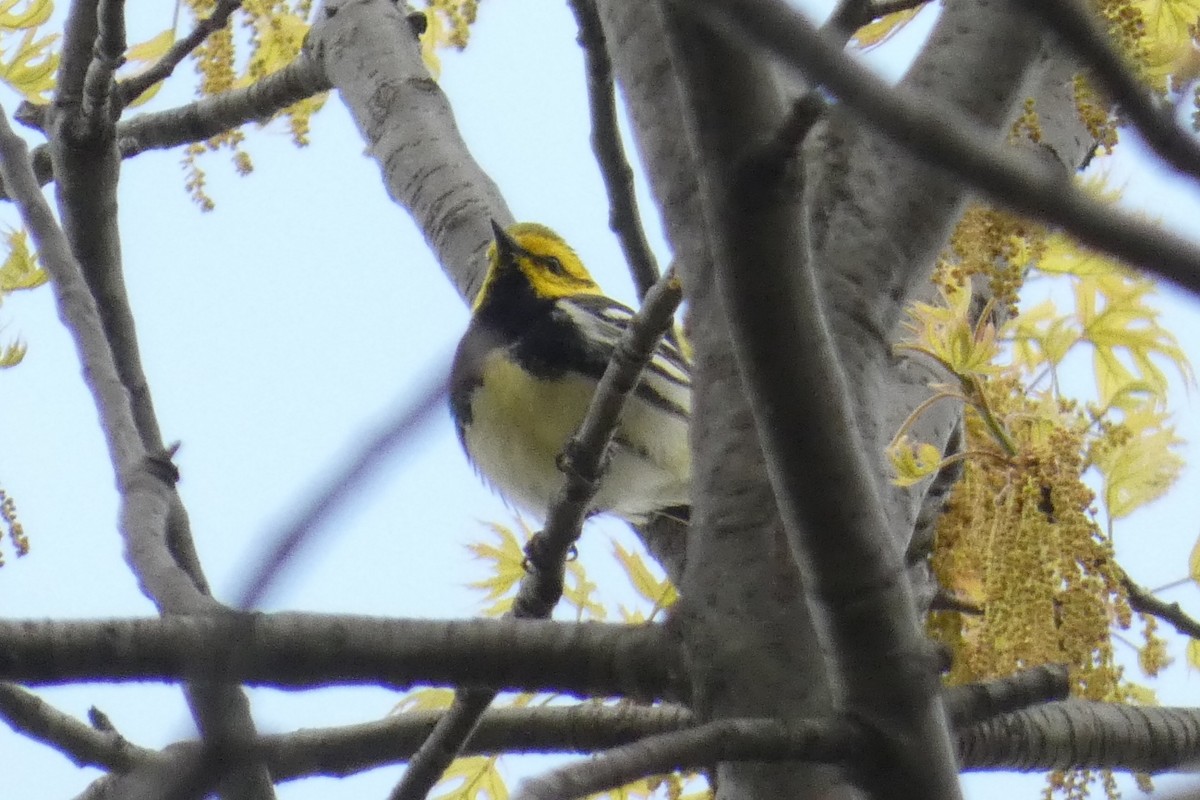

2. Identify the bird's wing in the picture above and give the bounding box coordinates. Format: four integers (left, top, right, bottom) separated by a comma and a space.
556, 294, 691, 419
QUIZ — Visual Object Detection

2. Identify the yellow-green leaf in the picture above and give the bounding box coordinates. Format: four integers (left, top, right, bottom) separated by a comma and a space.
887, 435, 943, 487
589, 775, 661, 800
243, 11, 309, 82
617, 604, 647, 624
1070, 271, 1192, 407
0, 0, 52, 30
419, 5, 445, 78
1123, 683, 1159, 706
1133, 0, 1200, 87
0, 340, 26, 367
392, 687, 455, 715
563, 558, 606, 621
1188, 638, 1200, 670
899, 283, 1001, 379
1007, 298, 1080, 370
851, 8, 922, 49
466, 520, 529, 617
1092, 408, 1184, 518
0, 229, 46, 292
126, 28, 175, 65
119, 30, 176, 106
0, 26, 57, 102
1189, 536, 1200, 587
433, 755, 507, 800
612, 540, 676, 612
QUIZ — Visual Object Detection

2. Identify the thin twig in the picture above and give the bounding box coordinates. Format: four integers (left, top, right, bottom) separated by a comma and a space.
0, 96, 261, 799
69, 702, 693, 800
0, 109, 145, 514
56, 0, 99, 108
118, 0, 243, 107
759, 90, 827, 167
566, 0, 660, 298
943, 664, 1070, 728
1122, 570, 1200, 640
33, 26, 275, 783
270, 702, 694, 779
391, 690, 495, 800
682, 0, 1200, 296
1013, 0, 1200, 182
59, 0, 271, 783
517, 270, 683, 619
0, 56, 329, 200
513, 717, 864, 800
390, 272, 684, 800
235, 369, 449, 609
65, 697, 1200, 796
81, 0, 126, 124
0, 683, 153, 771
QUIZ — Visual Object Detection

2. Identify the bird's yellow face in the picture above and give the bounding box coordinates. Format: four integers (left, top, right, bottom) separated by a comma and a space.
475, 221, 604, 310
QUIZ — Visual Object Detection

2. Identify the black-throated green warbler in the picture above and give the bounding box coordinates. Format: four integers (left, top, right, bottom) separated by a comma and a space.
449, 221, 691, 524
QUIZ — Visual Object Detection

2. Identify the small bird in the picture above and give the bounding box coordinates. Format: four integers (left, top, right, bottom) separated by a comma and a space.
449, 221, 690, 524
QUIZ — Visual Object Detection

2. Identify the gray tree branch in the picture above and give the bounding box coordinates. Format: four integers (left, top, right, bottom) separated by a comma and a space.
669, 6, 961, 799
0, 682, 153, 771
305, 0, 509, 304
117, 0, 243, 107
51, 1, 274, 795
1, 57, 330, 201
594, 4, 849, 797
690, 0, 1200, 295
1014, 0, 1200, 181
514, 717, 863, 800
566, 0, 660, 298
0, 615, 681, 698
959, 700, 1200, 773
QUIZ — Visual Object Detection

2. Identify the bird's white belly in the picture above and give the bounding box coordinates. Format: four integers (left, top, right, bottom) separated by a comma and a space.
463, 352, 689, 522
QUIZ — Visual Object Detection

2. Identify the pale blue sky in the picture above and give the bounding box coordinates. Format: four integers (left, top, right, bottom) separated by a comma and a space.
2, 2, 1200, 798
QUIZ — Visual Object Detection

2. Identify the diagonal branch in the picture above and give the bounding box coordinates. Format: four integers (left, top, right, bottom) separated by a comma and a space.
0, 682, 154, 771
81, 0, 125, 124
943, 664, 1070, 728
1122, 570, 1200, 640
567, 0, 660, 298
0, 56, 330, 201
516, 270, 684, 620
0, 111, 150, 571
1013, 0, 1200, 182
685, 0, 1200, 297
306, 0, 508, 303
667, 7, 961, 800
517, 691, 1196, 800
0, 100, 264, 799
236, 371, 448, 609
49, 2, 273, 793
513, 717, 864, 800
267, 703, 694, 780
118, 0, 243, 107
57, 0, 99, 108
391, 272, 684, 800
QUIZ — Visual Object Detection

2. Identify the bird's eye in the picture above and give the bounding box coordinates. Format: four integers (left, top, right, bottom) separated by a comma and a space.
544, 256, 566, 276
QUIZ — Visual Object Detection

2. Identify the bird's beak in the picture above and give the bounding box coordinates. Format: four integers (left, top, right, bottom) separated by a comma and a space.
490, 219, 520, 263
